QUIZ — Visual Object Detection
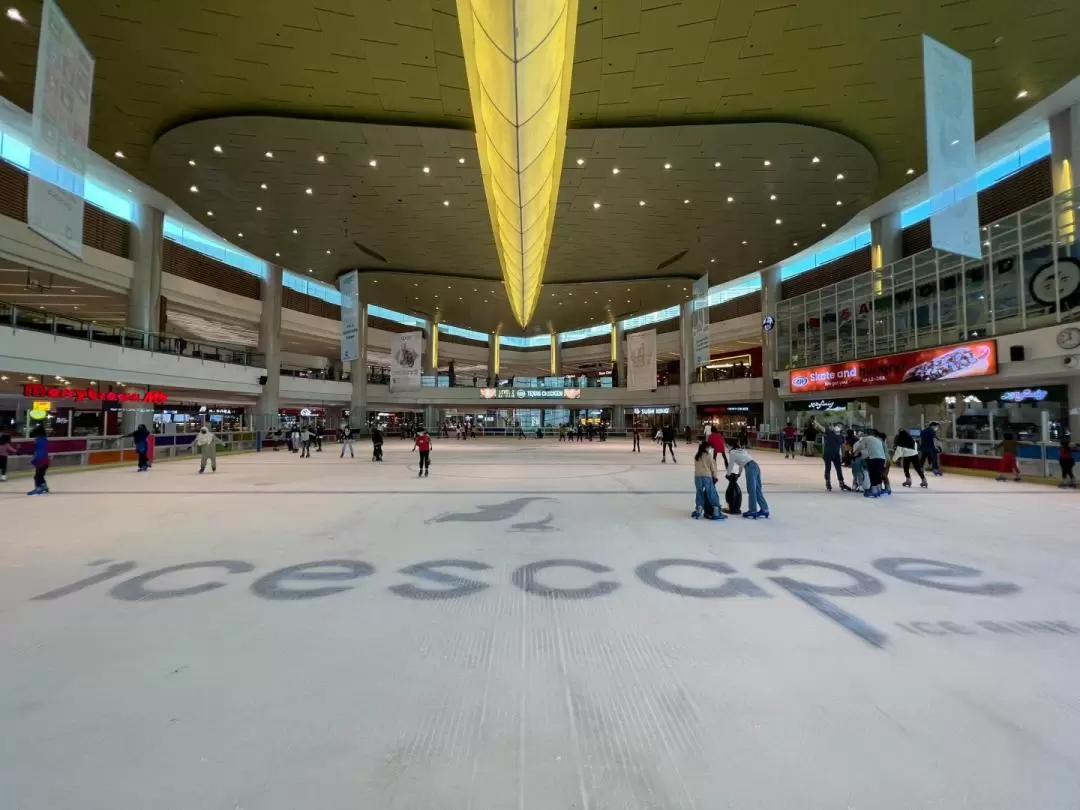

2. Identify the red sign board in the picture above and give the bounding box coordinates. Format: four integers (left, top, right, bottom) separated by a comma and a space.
788, 339, 998, 393
22, 384, 168, 404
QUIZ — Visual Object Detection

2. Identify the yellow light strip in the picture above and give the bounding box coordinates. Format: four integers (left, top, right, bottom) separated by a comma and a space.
431, 323, 440, 368
457, 0, 578, 327
610, 323, 618, 363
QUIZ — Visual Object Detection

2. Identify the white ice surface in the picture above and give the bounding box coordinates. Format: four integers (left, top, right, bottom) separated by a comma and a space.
1, 439, 1079, 809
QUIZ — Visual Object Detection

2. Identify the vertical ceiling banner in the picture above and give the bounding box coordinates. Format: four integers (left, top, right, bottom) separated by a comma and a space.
28, 0, 95, 258
922, 34, 981, 260
627, 329, 657, 392
692, 273, 711, 370
456, 0, 579, 328
338, 270, 360, 363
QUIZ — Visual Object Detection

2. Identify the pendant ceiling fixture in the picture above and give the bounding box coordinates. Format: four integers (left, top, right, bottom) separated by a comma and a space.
456, 0, 578, 327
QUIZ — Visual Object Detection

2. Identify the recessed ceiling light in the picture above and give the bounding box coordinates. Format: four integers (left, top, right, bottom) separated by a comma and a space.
775, 218, 782, 225
305, 187, 313, 195
663, 162, 671, 170
443, 200, 450, 206
836, 173, 845, 180
592, 201, 601, 209
188, 159, 196, 166
638, 200, 646, 206
206, 210, 213, 217
811, 156, 821, 164
422, 166, 430, 174
292, 228, 298, 235
213, 145, 223, 154
793, 241, 799, 247
763, 160, 771, 167
741, 240, 747, 245
325, 249, 331, 255
275, 252, 280, 257
114, 150, 125, 159
576, 158, 584, 166
710, 258, 716, 263
727, 196, 734, 203
821, 222, 827, 228
769, 194, 777, 201
265, 151, 273, 158
1016, 89, 1029, 100
612, 167, 620, 175
6, 7, 25, 22
316, 154, 326, 163
369, 159, 377, 168
714, 161, 721, 168
308, 268, 313, 273
906, 168, 915, 176
758, 260, 763, 265
189, 185, 198, 193
260, 183, 268, 190
683, 199, 690, 204
255, 206, 262, 212
237, 232, 243, 238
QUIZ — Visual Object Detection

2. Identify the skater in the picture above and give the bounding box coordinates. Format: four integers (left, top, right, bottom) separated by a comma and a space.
691, 440, 723, 520
314, 424, 324, 452
661, 424, 677, 463
803, 419, 819, 457
1059, 436, 1076, 488
339, 424, 355, 458
996, 433, 1022, 481
300, 425, 313, 458
27, 425, 49, 495
781, 421, 798, 458
131, 424, 151, 471
854, 430, 888, 497
877, 430, 894, 496
0, 431, 15, 482
371, 425, 384, 462
729, 441, 769, 519
822, 425, 851, 491
723, 458, 743, 515
920, 422, 943, 476
194, 425, 219, 473
630, 424, 641, 452
413, 429, 432, 477
893, 429, 927, 488
684, 424, 694, 445
290, 426, 301, 453
706, 425, 729, 469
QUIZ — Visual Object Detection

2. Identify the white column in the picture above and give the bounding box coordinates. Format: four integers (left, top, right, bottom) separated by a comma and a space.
349, 304, 369, 432
1050, 105, 1080, 195
611, 405, 625, 430
487, 329, 501, 384
127, 204, 164, 336
678, 302, 694, 430
760, 265, 782, 432
871, 212, 903, 269
422, 321, 436, 376
549, 331, 561, 377
879, 390, 905, 437
255, 264, 282, 430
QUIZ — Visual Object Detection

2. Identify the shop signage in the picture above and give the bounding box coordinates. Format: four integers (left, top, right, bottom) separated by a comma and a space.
633, 407, 671, 415
480, 388, 582, 400
22, 384, 168, 404
32, 401, 53, 412
999, 388, 1049, 403
808, 400, 846, 412
789, 339, 997, 394
702, 405, 755, 415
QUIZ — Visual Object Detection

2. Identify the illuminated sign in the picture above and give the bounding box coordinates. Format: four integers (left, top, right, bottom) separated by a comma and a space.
32, 401, 53, 412
789, 339, 998, 393
22, 384, 168, 404
808, 400, 846, 411
999, 388, 1049, 402
633, 407, 671, 415
480, 388, 582, 400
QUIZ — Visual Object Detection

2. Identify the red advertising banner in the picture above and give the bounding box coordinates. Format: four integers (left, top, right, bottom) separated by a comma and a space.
22, 384, 168, 404
788, 339, 998, 393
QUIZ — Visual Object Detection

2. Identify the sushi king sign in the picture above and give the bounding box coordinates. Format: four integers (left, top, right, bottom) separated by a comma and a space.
789, 339, 998, 393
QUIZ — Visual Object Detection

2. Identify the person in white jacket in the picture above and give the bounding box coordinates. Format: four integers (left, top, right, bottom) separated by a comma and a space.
727, 441, 770, 519
194, 426, 219, 474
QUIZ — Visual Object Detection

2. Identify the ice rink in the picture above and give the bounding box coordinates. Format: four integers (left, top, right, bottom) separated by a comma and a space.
2, 438, 1079, 809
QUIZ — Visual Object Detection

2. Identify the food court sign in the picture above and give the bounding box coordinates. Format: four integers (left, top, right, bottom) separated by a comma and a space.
480, 388, 582, 400
23, 384, 168, 404
789, 339, 998, 394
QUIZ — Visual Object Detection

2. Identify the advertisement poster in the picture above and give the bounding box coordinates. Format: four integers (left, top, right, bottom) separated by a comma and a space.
923, 35, 980, 260
28, 0, 95, 258
390, 331, 423, 392
626, 329, 657, 392
339, 270, 360, 363
789, 339, 998, 393
692, 273, 710, 369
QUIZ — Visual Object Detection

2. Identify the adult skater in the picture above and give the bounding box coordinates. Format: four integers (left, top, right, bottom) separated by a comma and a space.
781, 420, 798, 459
0, 431, 15, 481
290, 426, 301, 453
728, 440, 769, 519
661, 424, 677, 463
854, 429, 888, 498
802, 419, 819, 457
339, 424, 355, 459
893, 428, 927, 488
371, 425, 384, 462
996, 433, 1022, 482
300, 425, 313, 458
131, 424, 151, 471
27, 425, 49, 495
706, 424, 729, 469
691, 440, 724, 520
1059, 436, 1075, 488
630, 423, 641, 453
194, 425, 219, 474
413, 428, 432, 477
822, 424, 851, 491
684, 424, 694, 445
920, 422, 943, 476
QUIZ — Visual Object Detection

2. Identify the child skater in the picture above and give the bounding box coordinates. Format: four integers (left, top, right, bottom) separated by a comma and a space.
723, 458, 743, 515
691, 440, 724, 520
996, 433, 1022, 482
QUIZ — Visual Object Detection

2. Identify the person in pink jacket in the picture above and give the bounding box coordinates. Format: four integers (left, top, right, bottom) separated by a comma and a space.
0, 432, 17, 481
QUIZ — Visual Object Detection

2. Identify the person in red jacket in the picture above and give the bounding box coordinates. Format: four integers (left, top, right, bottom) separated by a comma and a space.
781, 421, 798, 459
706, 425, 729, 469
413, 429, 432, 478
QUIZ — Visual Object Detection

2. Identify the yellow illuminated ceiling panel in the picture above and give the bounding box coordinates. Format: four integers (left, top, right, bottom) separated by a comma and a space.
457, 0, 578, 328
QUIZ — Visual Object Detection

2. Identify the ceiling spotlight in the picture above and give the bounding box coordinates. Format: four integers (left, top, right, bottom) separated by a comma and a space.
188, 159, 196, 166
836, 200, 843, 206
683, 199, 690, 204
1016, 89, 1029, 100
821, 222, 827, 228
265, 151, 274, 158
114, 150, 125, 159
213, 145, 223, 154
255, 206, 262, 212
638, 200, 646, 206
237, 232, 243, 238
6, 7, 25, 22
769, 194, 777, 201
316, 154, 326, 163
275, 252, 280, 257
292, 228, 298, 235
836, 173, 845, 180
714, 161, 721, 168
741, 240, 747, 245
308, 269, 313, 274
758, 260, 764, 265
457, 157, 466, 165
368, 159, 377, 168
663, 162, 671, 170
592, 201, 601, 209
763, 160, 771, 167
422, 166, 430, 174
793, 241, 799, 247
775, 218, 783, 225
260, 183, 268, 190
906, 168, 915, 176
710, 258, 716, 263
811, 156, 821, 164
325, 249, 331, 255
305, 187, 313, 195
443, 200, 450, 206
206, 210, 214, 217
726, 196, 734, 203
189, 185, 198, 193
612, 167, 620, 175
576, 157, 585, 166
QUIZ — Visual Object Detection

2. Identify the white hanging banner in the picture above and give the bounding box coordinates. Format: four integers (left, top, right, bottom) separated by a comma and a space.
692, 273, 710, 369
390, 331, 423, 391
923, 34, 981, 260
28, 0, 95, 258
626, 329, 657, 392
339, 270, 360, 363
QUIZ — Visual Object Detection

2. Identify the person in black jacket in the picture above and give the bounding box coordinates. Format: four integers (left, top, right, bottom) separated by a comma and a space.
822, 425, 851, 492
131, 424, 151, 472
371, 426, 384, 462
661, 424, 677, 463
895, 429, 928, 488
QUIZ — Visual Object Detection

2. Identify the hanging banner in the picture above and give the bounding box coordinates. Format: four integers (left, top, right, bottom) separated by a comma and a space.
692, 273, 710, 369
28, 0, 95, 258
339, 270, 360, 363
923, 35, 981, 260
390, 331, 423, 392
626, 329, 657, 392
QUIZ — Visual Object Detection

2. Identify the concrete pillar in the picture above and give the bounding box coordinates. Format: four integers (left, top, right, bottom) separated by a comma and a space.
422, 321, 439, 377
255, 264, 283, 430
1069, 376, 1080, 440
347, 304, 369, 432
760, 265, 783, 433
127, 204, 164, 336
549, 332, 561, 377
611, 405, 625, 430
1050, 105, 1080, 195
612, 323, 626, 387
871, 212, 903, 269
423, 405, 440, 431
487, 329, 501, 384
879, 390, 905, 437
678, 302, 695, 431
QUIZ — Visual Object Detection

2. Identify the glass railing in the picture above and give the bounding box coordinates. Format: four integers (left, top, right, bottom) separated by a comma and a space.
0, 299, 264, 367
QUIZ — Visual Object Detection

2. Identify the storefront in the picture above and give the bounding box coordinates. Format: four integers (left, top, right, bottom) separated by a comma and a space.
630, 406, 676, 431
909, 385, 1068, 443
1, 384, 171, 437
699, 403, 761, 434
783, 396, 879, 430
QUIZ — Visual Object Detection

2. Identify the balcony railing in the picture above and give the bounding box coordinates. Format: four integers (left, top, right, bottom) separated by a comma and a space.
0, 299, 264, 367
